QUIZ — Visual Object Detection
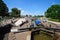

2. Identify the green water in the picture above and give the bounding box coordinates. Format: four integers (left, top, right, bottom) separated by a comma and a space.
33, 32, 53, 40
32, 20, 53, 40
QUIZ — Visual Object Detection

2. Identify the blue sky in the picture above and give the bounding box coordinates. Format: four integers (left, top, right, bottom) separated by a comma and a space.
3, 0, 60, 16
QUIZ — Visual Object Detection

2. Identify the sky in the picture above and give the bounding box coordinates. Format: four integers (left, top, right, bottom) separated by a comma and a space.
3, 0, 60, 16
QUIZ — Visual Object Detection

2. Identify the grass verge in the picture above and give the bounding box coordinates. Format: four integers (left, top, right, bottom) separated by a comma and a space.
48, 18, 60, 22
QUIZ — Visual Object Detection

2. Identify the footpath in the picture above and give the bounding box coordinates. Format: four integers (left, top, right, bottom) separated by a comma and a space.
47, 20, 60, 26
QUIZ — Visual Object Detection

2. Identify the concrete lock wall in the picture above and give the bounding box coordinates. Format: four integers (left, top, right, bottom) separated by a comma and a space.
0, 24, 12, 40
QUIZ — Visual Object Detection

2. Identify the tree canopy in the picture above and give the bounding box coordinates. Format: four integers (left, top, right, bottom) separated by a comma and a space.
10, 8, 21, 17
0, 0, 9, 17
45, 4, 60, 19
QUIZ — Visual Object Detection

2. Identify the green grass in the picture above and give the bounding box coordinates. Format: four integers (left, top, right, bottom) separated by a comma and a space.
48, 18, 60, 22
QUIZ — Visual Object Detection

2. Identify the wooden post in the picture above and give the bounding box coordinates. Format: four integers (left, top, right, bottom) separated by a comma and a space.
50, 24, 51, 28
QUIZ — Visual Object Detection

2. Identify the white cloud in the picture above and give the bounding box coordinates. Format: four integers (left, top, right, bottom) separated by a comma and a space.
21, 10, 31, 15
19, 8, 22, 10
18, 8, 28, 15
18, 8, 44, 16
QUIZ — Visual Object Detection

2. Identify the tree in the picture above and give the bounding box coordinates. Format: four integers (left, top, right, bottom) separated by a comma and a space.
0, 0, 9, 17
45, 4, 60, 19
10, 8, 21, 17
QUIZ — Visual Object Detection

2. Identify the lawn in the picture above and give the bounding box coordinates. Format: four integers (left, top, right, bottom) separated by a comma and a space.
48, 18, 60, 22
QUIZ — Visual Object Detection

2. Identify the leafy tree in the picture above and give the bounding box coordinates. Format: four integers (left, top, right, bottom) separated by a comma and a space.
10, 8, 21, 17
45, 4, 60, 19
0, 0, 9, 17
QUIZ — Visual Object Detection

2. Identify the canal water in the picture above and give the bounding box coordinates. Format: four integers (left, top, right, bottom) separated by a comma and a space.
31, 31, 53, 40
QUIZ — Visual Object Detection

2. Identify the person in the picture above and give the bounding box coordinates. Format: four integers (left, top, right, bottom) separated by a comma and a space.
30, 19, 34, 29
